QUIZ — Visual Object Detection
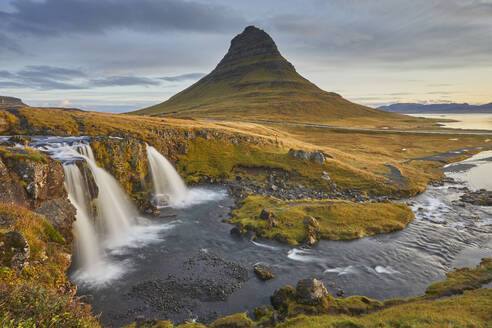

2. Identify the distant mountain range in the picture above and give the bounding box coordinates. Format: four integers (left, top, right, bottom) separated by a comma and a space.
378, 102, 492, 114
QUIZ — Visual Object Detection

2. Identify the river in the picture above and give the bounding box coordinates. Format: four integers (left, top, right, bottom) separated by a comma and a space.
78, 154, 492, 326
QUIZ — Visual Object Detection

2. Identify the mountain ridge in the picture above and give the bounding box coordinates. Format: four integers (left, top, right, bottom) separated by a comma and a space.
379, 102, 492, 114
133, 26, 421, 128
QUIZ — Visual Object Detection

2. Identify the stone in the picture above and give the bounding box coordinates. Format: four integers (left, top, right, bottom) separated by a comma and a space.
0, 231, 30, 270
271, 286, 296, 310
254, 263, 275, 280
295, 278, 328, 305
259, 209, 274, 220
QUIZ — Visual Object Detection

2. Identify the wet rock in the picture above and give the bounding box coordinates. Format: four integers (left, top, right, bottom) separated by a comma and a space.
0, 230, 30, 270
303, 216, 320, 246
8, 135, 31, 146
295, 278, 328, 305
259, 209, 274, 220
460, 190, 492, 206
336, 289, 345, 297
253, 263, 275, 280
230, 226, 243, 237
271, 286, 296, 310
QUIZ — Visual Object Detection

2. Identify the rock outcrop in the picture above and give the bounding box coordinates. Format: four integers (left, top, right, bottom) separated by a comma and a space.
295, 278, 329, 305
288, 149, 331, 164
0, 146, 75, 240
0, 96, 27, 109
0, 230, 30, 269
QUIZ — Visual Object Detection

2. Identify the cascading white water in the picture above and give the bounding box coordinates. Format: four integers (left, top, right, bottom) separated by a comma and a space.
146, 144, 227, 208
146, 145, 188, 206
77, 145, 137, 244
64, 164, 102, 270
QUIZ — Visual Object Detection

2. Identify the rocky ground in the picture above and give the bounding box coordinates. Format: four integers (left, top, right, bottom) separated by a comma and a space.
127, 249, 248, 324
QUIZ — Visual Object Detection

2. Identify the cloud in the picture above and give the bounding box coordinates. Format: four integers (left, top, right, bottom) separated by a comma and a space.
17, 65, 86, 80
0, 81, 24, 88
59, 100, 72, 107
0, 32, 21, 53
0, 65, 86, 90
1, 0, 244, 36
90, 76, 160, 87
0, 70, 14, 78
159, 73, 205, 82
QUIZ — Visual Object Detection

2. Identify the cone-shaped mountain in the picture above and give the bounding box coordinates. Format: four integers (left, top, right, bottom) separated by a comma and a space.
134, 26, 411, 126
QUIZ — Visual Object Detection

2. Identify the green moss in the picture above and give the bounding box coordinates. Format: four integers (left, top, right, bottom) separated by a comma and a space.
0, 147, 48, 163
209, 313, 255, 328
43, 221, 66, 244
423, 258, 492, 299
230, 195, 414, 245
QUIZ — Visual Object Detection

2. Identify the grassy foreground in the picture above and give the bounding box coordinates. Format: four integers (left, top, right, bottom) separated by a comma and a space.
230, 195, 414, 244
0, 203, 98, 327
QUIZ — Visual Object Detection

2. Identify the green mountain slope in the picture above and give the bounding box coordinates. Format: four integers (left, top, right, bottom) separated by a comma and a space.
133, 26, 426, 128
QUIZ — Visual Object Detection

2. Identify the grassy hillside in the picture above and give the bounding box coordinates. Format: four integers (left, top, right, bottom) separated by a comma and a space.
133, 27, 432, 129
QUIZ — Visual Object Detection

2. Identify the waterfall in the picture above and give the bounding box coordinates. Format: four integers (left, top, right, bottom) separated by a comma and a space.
146, 145, 188, 207
64, 164, 102, 270
77, 145, 137, 244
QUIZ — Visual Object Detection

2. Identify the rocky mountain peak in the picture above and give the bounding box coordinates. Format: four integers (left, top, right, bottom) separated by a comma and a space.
217, 25, 282, 66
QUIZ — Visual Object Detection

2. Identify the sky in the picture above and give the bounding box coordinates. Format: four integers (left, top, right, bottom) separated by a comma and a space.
0, 0, 491, 113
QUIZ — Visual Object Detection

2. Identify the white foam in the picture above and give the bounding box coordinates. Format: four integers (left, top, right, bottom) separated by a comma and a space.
324, 265, 358, 276
374, 266, 400, 274
166, 187, 227, 209
251, 240, 280, 250
287, 249, 321, 263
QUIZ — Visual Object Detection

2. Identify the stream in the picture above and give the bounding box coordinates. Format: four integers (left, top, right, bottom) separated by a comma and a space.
2, 136, 491, 326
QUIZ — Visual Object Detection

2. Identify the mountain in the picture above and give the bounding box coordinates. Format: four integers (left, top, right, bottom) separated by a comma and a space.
379, 102, 492, 114
133, 26, 415, 127
0, 96, 27, 109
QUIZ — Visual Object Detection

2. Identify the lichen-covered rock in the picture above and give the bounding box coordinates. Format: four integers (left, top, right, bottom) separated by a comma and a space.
36, 198, 76, 239
0, 230, 30, 269
295, 278, 328, 305
303, 216, 320, 246
288, 149, 331, 164
254, 263, 275, 280
271, 285, 296, 311
0, 146, 75, 241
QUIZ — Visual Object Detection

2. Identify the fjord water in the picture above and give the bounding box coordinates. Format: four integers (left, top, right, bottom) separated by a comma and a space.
410, 113, 492, 130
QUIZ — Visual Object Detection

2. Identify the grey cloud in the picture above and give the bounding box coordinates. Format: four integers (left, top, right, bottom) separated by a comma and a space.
2, 0, 245, 36
159, 73, 205, 82
90, 76, 160, 87
0, 32, 21, 53
0, 81, 24, 88
17, 65, 86, 80
0, 70, 14, 78
0, 65, 86, 90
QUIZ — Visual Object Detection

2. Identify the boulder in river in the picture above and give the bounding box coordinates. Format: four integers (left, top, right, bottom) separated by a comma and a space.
295, 278, 328, 305
254, 263, 275, 280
